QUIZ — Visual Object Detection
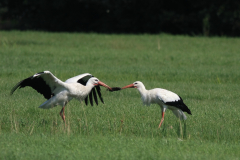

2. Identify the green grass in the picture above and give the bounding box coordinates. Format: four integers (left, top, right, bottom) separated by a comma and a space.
0, 31, 240, 159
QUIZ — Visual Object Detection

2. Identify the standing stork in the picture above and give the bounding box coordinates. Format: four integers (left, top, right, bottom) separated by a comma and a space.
10, 71, 114, 122
121, 81, 191, 128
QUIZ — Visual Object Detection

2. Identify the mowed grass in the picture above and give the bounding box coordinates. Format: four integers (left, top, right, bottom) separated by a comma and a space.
0, 31, 240, 159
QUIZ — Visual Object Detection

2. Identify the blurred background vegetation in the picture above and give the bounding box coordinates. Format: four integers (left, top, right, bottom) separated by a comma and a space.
0, 0, 240, 36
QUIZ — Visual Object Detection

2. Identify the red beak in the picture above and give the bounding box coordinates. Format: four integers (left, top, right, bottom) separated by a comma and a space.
98, 81, 112, 90
121, 84, 135, 89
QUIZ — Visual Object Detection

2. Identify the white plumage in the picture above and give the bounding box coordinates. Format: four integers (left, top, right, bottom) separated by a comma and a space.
11, 71, 113, 122
122, 81, 191, 128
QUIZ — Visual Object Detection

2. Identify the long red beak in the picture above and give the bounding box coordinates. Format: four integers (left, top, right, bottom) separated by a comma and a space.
98, 81, 112, 90
121, 84, 135, 89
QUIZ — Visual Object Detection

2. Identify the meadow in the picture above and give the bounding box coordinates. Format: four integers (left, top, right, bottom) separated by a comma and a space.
0, 31, 240, 159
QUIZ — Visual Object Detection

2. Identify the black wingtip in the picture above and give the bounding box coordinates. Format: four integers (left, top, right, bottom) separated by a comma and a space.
182, 102, 192, 115
89, 90, 93, 106
85, 96, 88, 105
96, 86, 104, 104
183, 104, 192, 115
107, 87, 121, 92
92, 88, 98, 106
187, 110, 192, 115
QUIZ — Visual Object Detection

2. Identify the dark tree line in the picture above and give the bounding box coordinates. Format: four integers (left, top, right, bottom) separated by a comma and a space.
1, 0, 240, 36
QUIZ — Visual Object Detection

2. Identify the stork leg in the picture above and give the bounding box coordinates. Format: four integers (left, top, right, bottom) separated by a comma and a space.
59, 106, 66, 122
158, 107, 167, 128
158, 111, 165, 128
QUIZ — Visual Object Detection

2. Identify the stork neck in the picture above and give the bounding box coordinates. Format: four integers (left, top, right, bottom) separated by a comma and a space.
137, 86, 151, 106
86, 81, 95, 88
84, 82, 95, 93
137, 86, 148, 96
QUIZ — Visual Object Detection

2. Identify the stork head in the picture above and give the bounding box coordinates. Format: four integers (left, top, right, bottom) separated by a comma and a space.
88, 77, 112, 90
122, 81, 144, 89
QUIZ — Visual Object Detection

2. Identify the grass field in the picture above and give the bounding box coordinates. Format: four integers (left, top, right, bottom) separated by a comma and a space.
0, 31, 240, 159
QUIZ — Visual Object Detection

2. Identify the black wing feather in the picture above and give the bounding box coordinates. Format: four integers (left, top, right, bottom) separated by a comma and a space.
165, 97, 192, 115
85, 95, 88, 105
96, 86, 104, 104
89, 90, 93, 106
92, 88, 98, 105
77, 75, 93, 85
10, 73, 52, 99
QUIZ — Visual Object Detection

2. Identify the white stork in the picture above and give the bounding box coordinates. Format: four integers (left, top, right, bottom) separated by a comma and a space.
10, 71, 114, 122
121, 81, 192, 128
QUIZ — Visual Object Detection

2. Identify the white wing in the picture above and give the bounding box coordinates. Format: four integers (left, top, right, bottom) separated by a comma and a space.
156, 88, 180, 103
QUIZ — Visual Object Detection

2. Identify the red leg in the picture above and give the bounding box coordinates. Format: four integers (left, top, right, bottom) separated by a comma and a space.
59, 106, 66, 122
158, 111, 165, 128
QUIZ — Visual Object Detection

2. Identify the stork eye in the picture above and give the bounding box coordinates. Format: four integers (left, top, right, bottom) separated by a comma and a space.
95, 79, 98, 81
134, 83, 138, 85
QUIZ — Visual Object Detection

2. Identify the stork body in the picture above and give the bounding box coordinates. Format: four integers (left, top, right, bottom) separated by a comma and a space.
11, 71, 112, 122
122, 81, 191, 128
